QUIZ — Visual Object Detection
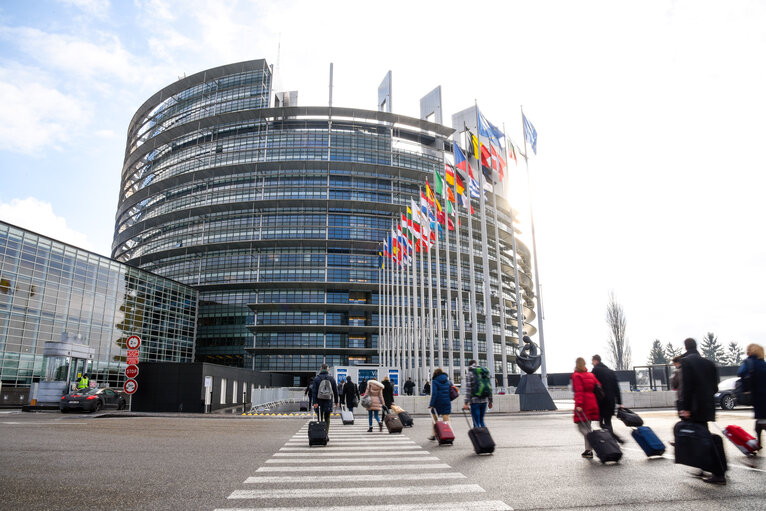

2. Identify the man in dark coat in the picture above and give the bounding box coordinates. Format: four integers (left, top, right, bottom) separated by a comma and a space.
311, 364, 339, 438
680, 337, 726, 484
382, 377, 395, 409
403, 377, 415, 396
359, 378, 367, 396
592, 354, 623, 443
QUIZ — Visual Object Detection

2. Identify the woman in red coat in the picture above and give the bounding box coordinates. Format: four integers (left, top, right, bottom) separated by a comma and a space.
573, 357, 601, 458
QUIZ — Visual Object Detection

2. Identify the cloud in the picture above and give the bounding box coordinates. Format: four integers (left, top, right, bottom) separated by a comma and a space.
0, 198, 95, 251
0, 70, 89, 153
56, 0, 111, 19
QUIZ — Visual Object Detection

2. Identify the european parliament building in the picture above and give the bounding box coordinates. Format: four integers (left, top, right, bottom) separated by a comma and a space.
112, 59, 536, 384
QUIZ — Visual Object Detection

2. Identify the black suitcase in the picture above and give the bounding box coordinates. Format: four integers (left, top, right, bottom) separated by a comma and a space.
674, 421, 727, 473
398, 411, 414, 427
463, 410, 495, 454
577, 410, 622, 463
308, 421, 327, 446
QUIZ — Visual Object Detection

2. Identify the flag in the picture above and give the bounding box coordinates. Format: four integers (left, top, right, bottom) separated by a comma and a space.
446, 185, 455, 204
433, 168, 445, 197
509, 142, 518, 165
456, 172, 465, 196
523, 113, 537, 155
384, 235, 390, 258
480, 143, 493, 180
425, 181, 436, 205
378, 248, 384, 269
478, 110, 502, 147
445, 164, 455, 186
407, 201, 422, 240
491, 144, 505, 181
468, 129, 480, 159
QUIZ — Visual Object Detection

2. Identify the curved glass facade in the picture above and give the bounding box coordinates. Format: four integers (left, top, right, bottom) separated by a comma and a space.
113, 59, 536, 379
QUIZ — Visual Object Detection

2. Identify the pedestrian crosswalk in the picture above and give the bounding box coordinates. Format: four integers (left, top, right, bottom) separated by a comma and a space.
214, 418, 512, 511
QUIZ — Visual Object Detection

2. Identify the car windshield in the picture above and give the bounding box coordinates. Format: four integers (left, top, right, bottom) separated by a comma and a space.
719, 377, 737, 391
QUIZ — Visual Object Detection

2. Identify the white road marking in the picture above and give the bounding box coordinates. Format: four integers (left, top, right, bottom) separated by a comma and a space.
622, 446, 766, 473
255, 463, 452, 472
265, 456, 440, 463
215, 500, 512, 511
272, 450, 429, 457
280, 445, 422, 451
244, 472, 466, 483
228, 484, 485, 499
284, 440, 416, 445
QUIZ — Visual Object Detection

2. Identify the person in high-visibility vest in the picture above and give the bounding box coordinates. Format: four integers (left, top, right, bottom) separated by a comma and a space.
77, 374, 89, 389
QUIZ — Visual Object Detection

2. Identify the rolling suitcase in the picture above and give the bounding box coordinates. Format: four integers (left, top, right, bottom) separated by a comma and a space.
674, 421, 727, 473
299, 400, 309, 411
632, 425, 666, 457
463, 410, 495, 454
577, 410, 621, 463
383, 410, 403, 433
308, 421, 327, 446
340, 405, 354, 425
431, 410, 455, 445
397, 410, 414, 427
721, 424, 758, 456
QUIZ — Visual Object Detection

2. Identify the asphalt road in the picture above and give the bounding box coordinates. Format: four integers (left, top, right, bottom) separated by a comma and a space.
0, 407, 763, 510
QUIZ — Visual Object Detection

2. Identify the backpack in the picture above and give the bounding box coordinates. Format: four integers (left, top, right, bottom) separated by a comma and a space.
472, 367, 492, 398
317, 377, 334, 400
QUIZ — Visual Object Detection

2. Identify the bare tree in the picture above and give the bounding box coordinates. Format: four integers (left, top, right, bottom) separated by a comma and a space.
606, 291, 632, 370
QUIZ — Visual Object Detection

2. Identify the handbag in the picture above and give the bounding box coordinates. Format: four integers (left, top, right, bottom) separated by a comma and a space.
593, 383, 605, 401
449, 384, 460, 401
616, 407, 643, 427
360, 394, 372, 409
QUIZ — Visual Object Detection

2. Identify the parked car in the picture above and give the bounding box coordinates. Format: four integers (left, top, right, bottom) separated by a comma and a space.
59, 387, 126, 413
715, 377, 747, 410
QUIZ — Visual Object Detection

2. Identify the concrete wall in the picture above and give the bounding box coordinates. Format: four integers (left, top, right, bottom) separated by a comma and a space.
391, 394, 520, 414
547, 389, 677, 409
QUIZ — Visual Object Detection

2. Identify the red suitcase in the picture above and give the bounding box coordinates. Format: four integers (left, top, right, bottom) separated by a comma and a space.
722, 424, 759, 456
431, 410, 455, 445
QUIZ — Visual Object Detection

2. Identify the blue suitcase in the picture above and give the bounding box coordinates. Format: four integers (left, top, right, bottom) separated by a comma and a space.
632, 426, 665, 457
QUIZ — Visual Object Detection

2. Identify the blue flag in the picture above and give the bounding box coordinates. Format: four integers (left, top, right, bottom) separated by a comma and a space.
478, 110, 502, 147
523, 114, 537, 155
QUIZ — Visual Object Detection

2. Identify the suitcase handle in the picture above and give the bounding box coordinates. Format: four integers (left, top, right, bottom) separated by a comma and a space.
430, 408, 440, 424
462, 409, 473, 428
575, 409, 593, 432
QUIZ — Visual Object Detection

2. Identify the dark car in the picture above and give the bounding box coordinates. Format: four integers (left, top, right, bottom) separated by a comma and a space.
714, 377, 750, 410
59, 387, 126, 413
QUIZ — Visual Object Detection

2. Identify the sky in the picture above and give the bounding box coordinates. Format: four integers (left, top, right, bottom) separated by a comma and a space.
1, 0, 765, 373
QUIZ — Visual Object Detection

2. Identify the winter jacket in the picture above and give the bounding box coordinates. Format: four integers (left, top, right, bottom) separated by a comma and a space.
340, 380, 360, 409
464, 363, 493, 405
423, 381, 431, 395
429, 373, 452, 416
382, 380, 395, 407
311, 370, 338, 413
738, 355, 766, 420
572, 371, 601, 423
591, 362, 621, 414
364, 380, 385, 411
403, 380, 415, 395
680, 350, 718, 423
359, 380, 367, 395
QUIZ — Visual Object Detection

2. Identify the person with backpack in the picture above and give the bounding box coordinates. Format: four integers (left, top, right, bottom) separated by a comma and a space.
428, 368, 453, 440
572, 357, 601, 458
311, 364, 339, 438
462, 359, 493, 428
340, 375, 360, 414
738, 343, 766, 450
363, 379, 385, 432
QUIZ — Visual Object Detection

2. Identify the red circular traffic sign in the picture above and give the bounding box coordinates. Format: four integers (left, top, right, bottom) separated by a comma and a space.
126, 335, 141, 350
125, 365, 139, 379
124, 379, 138, 394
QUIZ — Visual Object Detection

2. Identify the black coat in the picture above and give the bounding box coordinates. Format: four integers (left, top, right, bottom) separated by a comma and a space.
340, 381, 359, 409
310, 371, 339, 413
680, 350, 719, 422
738, 355, 766, 420
403, 380, 415, 395
592, 362, 622, 412
359, 380, 367, 395
382, 380, 395, 407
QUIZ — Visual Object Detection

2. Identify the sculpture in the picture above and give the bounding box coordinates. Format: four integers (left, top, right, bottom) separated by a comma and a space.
516, 335, 542, 374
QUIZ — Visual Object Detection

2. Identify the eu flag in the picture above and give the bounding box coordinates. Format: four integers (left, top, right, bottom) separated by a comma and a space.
523, 114, 537, 155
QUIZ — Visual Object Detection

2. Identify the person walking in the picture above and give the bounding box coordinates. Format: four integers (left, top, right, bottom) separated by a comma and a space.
363, 379, 385, 432
591, 354, 624, 443
340, 375, 360, 414
670, 355, 683, 412
680, 337, 727, 484
359, 378, 368, 396
382, 376, 395, 410
462, 359, 493, 428
423, 380, 431, 396
403, 377, 415, 396
311, 364, 339, 439
738, 343, 766, 450
572, 357, 600, 458
428, 368, 452, 440
304, 380, 314, 409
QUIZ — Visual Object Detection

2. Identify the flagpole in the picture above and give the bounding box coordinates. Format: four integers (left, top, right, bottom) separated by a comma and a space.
405, 227, 414, 383
432, 193, 444, 371
426, 204, 436, 375
521, 105, 547, 386
410, 220, 420, 393
463, 130, 480, 364
443, 193, 455, 381
378, 245, 383, 369
451, 152, 467, 383
490, 162, 509, 393
476, 102, 496, 386
502, 122, 526, 375
383, 227, 389, 368
417, 202, 428, 389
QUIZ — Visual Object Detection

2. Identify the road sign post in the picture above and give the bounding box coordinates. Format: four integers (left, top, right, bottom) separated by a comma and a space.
125, 336, 141, 412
